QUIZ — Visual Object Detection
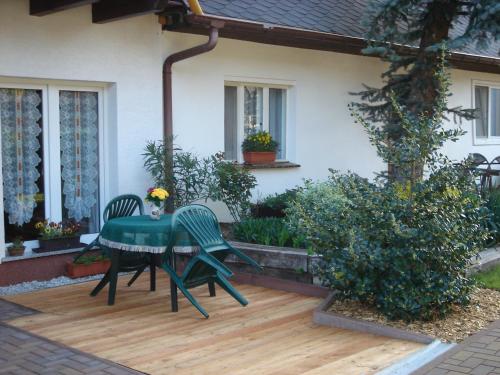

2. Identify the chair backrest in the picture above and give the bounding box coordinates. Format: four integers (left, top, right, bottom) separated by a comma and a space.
103, 194, 144, 223
470, 153, 489, 169
171, 204, 224, 250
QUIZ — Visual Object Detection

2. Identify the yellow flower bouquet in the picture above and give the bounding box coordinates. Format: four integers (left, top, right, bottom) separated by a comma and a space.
145, 187, 169, 208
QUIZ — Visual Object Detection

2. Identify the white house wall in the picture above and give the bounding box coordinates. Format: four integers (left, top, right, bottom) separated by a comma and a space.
164, 32, 500, 198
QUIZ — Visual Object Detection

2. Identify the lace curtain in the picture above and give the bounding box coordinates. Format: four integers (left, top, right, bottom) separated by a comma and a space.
60, 91, 99, 222
0, 89, 42, 226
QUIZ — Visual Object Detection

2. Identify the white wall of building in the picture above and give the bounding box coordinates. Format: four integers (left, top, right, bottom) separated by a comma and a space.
0, 0, 498, 261
164, 32, 500, 199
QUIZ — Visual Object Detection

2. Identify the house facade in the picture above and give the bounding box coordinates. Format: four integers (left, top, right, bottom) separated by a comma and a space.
0, 0, 498, 263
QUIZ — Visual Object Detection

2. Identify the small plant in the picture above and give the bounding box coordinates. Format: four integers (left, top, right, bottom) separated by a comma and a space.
233, 217, 308, 249
145, 187, 169, 208
209, 153, 257, 222
35, 220, 81, 240
7, 236, 25, 256
73, 254, 109, 265
251, 189, 298, 218
241, 131, 278, 152
10, 236, 24, 249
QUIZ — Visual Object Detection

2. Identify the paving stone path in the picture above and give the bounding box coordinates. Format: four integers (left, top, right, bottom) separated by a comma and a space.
413, 320, 500, 375
0, 299, 144, 375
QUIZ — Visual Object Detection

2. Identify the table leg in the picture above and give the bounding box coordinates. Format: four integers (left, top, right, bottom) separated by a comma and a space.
150, 254, 156, 292
170, 253, 178, 312
108, 249, 120, 306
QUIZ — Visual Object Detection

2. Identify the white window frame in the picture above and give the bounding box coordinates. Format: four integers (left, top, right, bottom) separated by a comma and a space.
0, 80, 107, 255
472, 79, 500, 145
225, 79, 292, 163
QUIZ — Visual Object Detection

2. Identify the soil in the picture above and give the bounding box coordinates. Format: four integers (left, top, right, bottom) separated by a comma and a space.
328, 288, 500, 343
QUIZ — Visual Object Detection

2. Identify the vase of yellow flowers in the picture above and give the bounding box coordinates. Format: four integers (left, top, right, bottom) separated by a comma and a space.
242, 131, 278, 164
145, 187, 169, 220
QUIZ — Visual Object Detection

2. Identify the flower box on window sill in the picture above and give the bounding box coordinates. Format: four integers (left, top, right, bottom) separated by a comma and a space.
241, 161, 301, 170
243, 151, 276, 164
33, 236, 82, 253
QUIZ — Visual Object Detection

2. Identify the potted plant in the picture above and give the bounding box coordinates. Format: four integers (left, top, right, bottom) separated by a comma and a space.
145, 187, 169, 220
242, 131, 279, 164
34, 220, 82, 253
66, 254, 111, 278
7, 237, 25, 257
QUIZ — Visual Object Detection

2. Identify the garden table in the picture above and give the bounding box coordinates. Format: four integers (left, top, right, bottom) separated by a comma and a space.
97, 214, 194, 310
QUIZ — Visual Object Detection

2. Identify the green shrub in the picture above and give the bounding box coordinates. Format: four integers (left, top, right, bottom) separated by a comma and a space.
233, 217, 308, 249
286, 170, 489, 321
251, 189, 298, 218
486, 188, 500, 244
143, 142, 256, 221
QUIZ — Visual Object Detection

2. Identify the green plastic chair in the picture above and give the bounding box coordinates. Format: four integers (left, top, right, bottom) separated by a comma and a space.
163, 204, 262, 318
74, 194, 157, 301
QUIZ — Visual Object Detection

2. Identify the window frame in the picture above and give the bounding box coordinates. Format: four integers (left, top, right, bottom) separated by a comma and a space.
472, 79, 500, 145
0, 80, 107, 251
225, 80, 291, 163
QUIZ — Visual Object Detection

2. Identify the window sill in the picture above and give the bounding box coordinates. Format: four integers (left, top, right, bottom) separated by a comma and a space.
240, 161, 301, 170
474, 138, 500, 146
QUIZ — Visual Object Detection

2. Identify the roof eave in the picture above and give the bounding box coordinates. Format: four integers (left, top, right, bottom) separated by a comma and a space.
163, 14, 500, 75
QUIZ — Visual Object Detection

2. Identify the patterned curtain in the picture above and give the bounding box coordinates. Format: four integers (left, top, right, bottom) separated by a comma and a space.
60, 91, 99, 221
0, 89, 42, 226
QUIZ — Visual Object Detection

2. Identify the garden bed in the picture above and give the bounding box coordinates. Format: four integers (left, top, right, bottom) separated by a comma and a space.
325, 288, 500, 343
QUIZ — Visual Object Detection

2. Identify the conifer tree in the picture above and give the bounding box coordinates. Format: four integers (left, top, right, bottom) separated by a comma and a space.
354, 0, 499, 179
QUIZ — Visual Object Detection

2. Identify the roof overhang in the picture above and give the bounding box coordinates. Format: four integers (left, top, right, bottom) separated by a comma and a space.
161, 14, 500, 75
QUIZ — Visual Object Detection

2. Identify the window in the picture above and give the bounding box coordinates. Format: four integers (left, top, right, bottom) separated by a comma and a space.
474, 82, 500, 143
0, 83, 103, 247
224, 83, 287, 161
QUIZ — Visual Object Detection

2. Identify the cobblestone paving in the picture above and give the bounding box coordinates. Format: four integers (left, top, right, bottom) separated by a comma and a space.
0, 298, 38, 321
413, 320, 500, 375
0, 298, 144, 375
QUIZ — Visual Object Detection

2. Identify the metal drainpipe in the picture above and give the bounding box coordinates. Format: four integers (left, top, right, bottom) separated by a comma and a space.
163, 22, 223, 212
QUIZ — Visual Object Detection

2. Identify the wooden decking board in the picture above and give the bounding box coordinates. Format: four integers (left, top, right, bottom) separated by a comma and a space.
5, 273, 423, 374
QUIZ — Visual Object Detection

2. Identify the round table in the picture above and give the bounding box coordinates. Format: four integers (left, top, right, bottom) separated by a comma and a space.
100, 214, 178, 254
96, 214, 193, 309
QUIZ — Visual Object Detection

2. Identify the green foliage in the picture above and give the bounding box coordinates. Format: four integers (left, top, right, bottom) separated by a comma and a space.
287, 63, 491, 321
73, 254, 109, 265
475, 265, 500, 291
351, 52, 463, 182
10, 236, 23, 248
287, 170, 489, 321
354, 0, 498, 144
209, 154, 257, 222
143, 141, 256, 221
486, 188, 500, 244
251, 189, 298, 218
233, 217, 308, 249
241, 131, 278, 152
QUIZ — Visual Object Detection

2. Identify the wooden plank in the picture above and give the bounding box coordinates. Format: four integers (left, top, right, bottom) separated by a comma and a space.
30, 0, 98, 16
92, 0, 168, 24
5, 273, 423, 374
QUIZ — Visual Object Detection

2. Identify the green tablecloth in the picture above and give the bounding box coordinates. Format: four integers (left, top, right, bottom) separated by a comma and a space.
99, 215, 193, 254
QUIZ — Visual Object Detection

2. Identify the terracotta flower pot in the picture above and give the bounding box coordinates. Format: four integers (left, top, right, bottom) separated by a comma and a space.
243, 151, 276, 164
66, 259, 111, 279
7, 246, 25, 257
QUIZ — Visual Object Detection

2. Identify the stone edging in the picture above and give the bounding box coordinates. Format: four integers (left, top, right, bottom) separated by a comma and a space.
313, 292, 435, 344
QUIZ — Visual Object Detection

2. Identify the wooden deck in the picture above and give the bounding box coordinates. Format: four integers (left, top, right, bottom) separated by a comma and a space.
4, 274, 423, 374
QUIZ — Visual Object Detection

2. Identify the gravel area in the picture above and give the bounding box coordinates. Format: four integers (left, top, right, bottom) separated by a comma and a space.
0, 274, 104, 296
328, 288, 500, 343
